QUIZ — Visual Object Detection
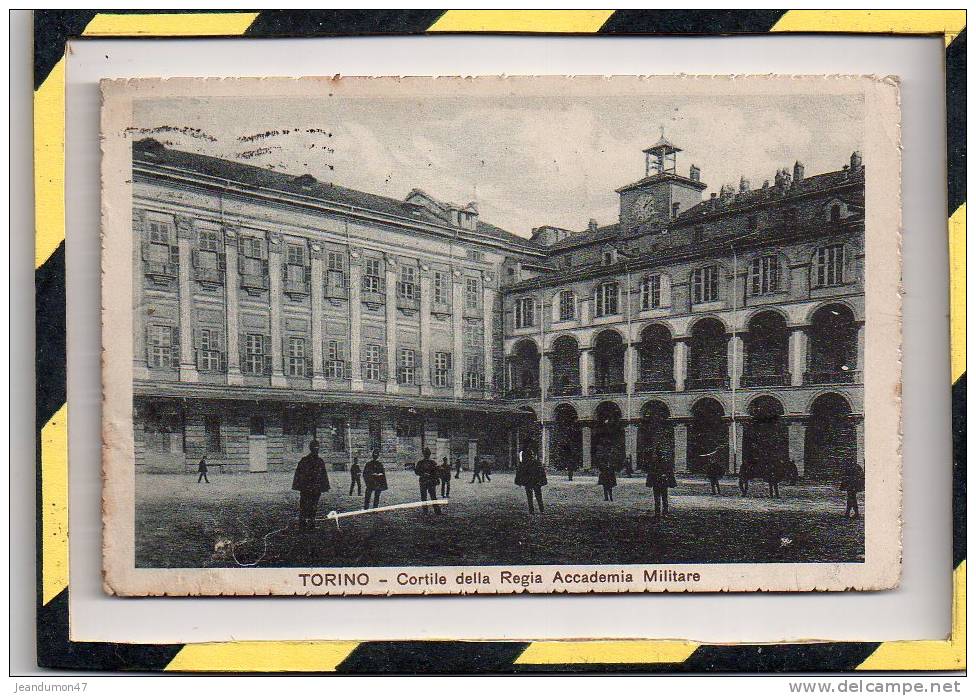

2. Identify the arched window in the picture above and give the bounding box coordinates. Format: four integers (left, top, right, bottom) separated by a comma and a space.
595, 282, 620, 317
830, 203, 842, 222
750, 255, 780, 295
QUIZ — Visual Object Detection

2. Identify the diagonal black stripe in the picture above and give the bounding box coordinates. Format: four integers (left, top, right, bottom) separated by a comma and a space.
336, 640, 529, 674
35, 242, 66, 428
952, 373, 966, 568
599, 10, 787, 34
33, 10, 97, 90
37, 590, 185, 670
246, 10, 446, 37
946, 28, 966, 216
683, 642, 881, 672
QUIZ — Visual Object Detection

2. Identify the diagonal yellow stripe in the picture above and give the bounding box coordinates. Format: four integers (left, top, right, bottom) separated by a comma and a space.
515, 639, 698, 665
82, 12, 259, 37
34, 59, 65, 269
949, 204, 966, 384
165, 641, 360, 672
41, 405, 69, 605
429, 10, 614, 33
772, 10, 966, 45
858, 562, 966, 670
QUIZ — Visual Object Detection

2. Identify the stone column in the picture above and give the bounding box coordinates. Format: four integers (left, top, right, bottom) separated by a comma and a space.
224, 226, 243, 386
540, 352, 551, 398
132, 211, 149, 379
541, 423, 551, 469
579, 346, 592, 395
348, 251, 364, 391
789, 327, 808, 387
625, 344, 638, 394
673, 421, 688, 472
625, 422, 638, 467
385, 255, 399, 394
729, 419, 744, 475
174, 215, 199, 383
727, 335, 743, 389
482, 273, 495, 397
452, 267, 464, 398
788, 418, 806, 477
580, 424, 592, 471
310, 242, 326, 389
673, 339, 688, 392
419, 265, 432, 395
856, 323, 865, 377
267, 232, 286, 387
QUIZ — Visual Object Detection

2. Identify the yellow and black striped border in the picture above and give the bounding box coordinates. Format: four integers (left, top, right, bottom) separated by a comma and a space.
33, 10, 966, 673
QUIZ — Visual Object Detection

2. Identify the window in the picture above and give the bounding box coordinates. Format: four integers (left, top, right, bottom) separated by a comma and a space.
397, 418, 422, 438
287, 336, 307, 376
514, 297, 535, 329
244, 333, 266, 375
830, 204, 842, 222
432, 351, 453, 387
692, 266, 720, 304
197, 229, 221, 270
325, 339, 347, 378
750, 255, 780, 295
432, 271, 447, 305
363, 258, 383, 293
148, 324, 175, 368
640, 276, 662, 310
198, 327, 223, 371
327, 251, 345, 272
148, 219, 172, 244
467, 249, 484, 262
368, 419, 382, 453
398, 265, 418, 300
464, 354, 485, 390
331, 418, 347, 451
693, 226, 704, 243
363, 343, 384, 381
603, 251, 614, 266
204, 415, 221, 453
558, 290, 576, 321
398, 348, 417, 385
146, 218, 176, 266
249, 415, 265, 436
286, 243, 305, 266
239, 235, 265, 276
595, 282, 619, 317
814, 245, 845, 287
465, 277, 480, 310
463, 322, 484, 352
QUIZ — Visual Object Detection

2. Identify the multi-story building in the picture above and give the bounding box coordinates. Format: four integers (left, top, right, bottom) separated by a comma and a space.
131, 138, 544, 472
501, 137, 865, 480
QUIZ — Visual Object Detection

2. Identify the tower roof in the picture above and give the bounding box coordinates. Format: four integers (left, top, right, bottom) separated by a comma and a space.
642, 134, 681, 155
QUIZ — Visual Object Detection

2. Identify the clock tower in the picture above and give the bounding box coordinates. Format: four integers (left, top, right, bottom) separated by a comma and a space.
616, 135, 708, 230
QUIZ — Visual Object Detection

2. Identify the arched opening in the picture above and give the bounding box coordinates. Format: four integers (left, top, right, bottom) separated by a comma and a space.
637, 400, 673, 472
806, 304, 858, 384
742, 311, 790, 387
551, 403, 582, 471
549, 336, 581, 397
688, 398, 728, 475
687, 318, 729, 390
742, 396, 787, 481
592, 330, 626, 394
592, 401, 625, 467
805, 393, 856, 481
507, 340, 541, 398
636, 324, 675, 392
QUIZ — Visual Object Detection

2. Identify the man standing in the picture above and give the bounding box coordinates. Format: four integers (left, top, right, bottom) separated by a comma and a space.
292, 439, 330, 530
197, 454, 210, 484
349, 456, 362, 496
470, 456, 483, 484
363, 447, 388, 510
415, 448, 442, 515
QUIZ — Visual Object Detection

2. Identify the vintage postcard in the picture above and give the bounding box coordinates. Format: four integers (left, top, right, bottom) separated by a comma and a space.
101, 75, 901, 596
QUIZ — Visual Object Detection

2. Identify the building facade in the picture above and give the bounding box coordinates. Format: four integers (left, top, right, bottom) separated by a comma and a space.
501, 139, 865, 480
131, 139, 543, 473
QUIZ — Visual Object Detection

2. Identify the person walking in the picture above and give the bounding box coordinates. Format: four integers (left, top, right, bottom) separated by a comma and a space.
566, 457, 576, 481
454, 456, 463, 479
439, 456, 452, 498
841, 461, 864, 518
197, 454, 210, 484
769, 454, 788, 499
470, 456, 483, 483
349, 456, 362, 496
292, 439, 330, 530
645, 445, 674, 521
705, 451, 724, 495
415, 448, 443, 515
481, 457, 492, 482
515, 439, 547, 514
362, 448, 388, 510
597, 457, 617, 501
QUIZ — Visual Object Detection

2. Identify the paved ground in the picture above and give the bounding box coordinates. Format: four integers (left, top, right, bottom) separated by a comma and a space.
135, 469, 865, 568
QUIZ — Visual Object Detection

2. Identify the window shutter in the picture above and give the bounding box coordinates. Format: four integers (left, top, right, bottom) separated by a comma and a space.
415, 350, 422, 368
262, 335, 272, 374
141, 242, 150, 261
218, 252, 226, 271
660, 274, 672, 307
220, 351, 228, 372
239, 332, 247, 371
305, 356, 312, 375
379, 346, 388, 380
261, 259, 269, 277
169, 244, 179, 265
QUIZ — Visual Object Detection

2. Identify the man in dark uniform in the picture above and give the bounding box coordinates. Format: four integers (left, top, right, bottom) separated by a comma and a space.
470, 456, 483, 483
349, 456, 362, 496
415, 448, 442, 515
292, 439, 330, 530
197, 454, 210, 484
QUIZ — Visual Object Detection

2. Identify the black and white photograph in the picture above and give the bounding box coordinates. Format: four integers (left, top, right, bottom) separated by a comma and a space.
100, 76, 902, 595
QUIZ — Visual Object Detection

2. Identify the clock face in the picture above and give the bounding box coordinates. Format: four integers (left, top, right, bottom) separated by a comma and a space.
633, 194, 659, 222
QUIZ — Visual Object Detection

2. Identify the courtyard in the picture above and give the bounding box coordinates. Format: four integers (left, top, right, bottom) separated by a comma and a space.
135, 467, 864, 569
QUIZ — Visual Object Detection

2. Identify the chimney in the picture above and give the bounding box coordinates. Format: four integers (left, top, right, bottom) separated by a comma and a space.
793, 161, 805, 183
588, 218, 599, 233
850, 151, 863, 170
739, 176, 751, 193
689, 164, 701, 182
